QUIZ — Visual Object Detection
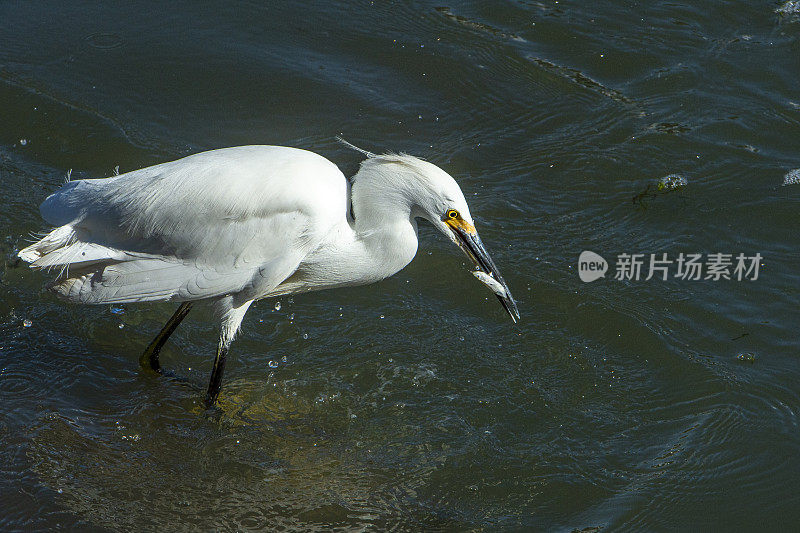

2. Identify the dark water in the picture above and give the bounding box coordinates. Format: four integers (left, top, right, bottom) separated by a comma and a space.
2, 1, 800, 530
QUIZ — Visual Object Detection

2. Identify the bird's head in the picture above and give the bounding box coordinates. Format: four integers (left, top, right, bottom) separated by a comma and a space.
355, 152, 520, 323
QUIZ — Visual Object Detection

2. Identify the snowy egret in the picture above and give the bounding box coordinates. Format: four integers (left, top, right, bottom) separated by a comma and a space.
19, 142, 519, 407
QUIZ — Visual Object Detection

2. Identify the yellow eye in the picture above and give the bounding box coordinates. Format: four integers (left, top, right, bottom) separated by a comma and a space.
446, 209, 459, 220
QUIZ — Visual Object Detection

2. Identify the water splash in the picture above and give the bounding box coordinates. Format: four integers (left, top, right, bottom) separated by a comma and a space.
776, 1, 800, 16
658, 174, 688, 190
782, 169, 800, 186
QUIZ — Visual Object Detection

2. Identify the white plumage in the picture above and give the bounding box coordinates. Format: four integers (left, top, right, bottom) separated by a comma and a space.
20, 144, 518, 406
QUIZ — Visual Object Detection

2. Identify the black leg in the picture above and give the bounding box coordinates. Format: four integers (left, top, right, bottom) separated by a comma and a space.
204, 338, 229, 408
140, 302, 193, 373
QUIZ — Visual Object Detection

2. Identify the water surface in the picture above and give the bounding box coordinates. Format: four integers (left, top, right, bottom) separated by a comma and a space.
2, 1, 800, 530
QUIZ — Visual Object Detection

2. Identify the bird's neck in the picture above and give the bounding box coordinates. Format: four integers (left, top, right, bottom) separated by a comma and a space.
347, 174, 419, 281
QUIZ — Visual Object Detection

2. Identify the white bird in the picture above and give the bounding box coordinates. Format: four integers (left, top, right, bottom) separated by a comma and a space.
19, 142, 519, 407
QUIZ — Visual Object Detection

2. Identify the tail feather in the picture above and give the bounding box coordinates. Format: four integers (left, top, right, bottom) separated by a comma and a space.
48, 258, 249, 304
18, 225, 76, 264
31, 241, 128, 270
21, 224, 255, 304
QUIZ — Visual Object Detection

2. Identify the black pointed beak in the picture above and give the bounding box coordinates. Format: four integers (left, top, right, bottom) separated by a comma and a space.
449, 223, 520, 323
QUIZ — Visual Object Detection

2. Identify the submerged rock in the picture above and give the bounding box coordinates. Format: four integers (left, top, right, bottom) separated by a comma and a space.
632, 173, 688, 206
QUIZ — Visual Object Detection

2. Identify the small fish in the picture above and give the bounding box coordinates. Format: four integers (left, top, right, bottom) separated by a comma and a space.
472, 270, 508, 298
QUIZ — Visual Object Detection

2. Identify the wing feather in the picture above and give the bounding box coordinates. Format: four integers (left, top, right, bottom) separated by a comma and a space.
21, 146, 347, 304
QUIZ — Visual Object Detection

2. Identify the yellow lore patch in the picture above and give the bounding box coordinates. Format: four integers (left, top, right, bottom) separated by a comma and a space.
445, 216, 476, 235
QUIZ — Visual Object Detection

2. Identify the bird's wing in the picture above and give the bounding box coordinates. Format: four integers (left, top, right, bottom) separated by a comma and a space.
24, 146, 348, 304
49, 255, 252, 304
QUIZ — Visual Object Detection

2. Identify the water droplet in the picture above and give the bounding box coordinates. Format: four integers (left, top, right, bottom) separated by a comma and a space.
110, 305, 124, 315
268, 360, 278, 368
19, 139, 28, 146
274, 301, 281, 311
379, 314, 385, 319
302, 333, 309, 339
736, 352, 757, 364
288, 313, 295, 321
118, 323, 124, 329
281, 355, 287, 362
22, 319, 32, 328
